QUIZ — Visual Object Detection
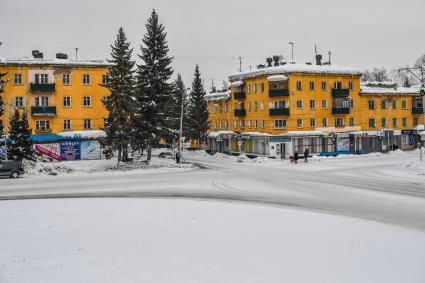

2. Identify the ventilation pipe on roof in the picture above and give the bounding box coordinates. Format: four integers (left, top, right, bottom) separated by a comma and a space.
273, 55, 280, 66
315, 54, 322, 66
32, 50, 43, 59
56, 53, 68, 59
266, 57, 273, 67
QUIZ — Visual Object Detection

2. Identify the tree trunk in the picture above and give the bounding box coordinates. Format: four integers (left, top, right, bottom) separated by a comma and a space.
122, 146, 128, 162
147, 145, 152, 163
117, 147, 122, 166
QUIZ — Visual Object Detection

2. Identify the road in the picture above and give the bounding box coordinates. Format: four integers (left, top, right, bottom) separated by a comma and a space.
1, 152, 425, 231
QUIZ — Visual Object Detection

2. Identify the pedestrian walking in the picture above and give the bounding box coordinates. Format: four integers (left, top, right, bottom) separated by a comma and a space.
304, 148, 309, 163
175, 151, 180, 164
293, 151, 299, 164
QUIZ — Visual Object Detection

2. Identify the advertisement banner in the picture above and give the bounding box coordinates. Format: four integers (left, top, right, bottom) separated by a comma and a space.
0, 146, 5, 160
34, 143, 61, 161
81, 140, 101, 160
336, 137, 350, 152
60, 141, 81, 160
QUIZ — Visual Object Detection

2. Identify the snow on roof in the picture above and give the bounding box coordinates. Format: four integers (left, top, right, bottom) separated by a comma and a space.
415, 124, 424, 131
57, 130, 106, 139
228, 64, 362, 81
316, 126, 361, 133
279, 131, 323, 137
230, 81, 243, 87
267, 75, 288, 82
205, 90, 231, 101
208, 131, 234, 138
0, 57, 110, 67
360, 84, 421, 95
241, 132, 273, 137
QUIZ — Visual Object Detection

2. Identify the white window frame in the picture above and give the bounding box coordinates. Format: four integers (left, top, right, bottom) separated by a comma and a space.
83, 96, 92, 107
296, 81, 302, 90
102, 74, 109, 85
322, 99, 327, 109
262, 120, 265, 128
14, 73, 23, 85
62, 74, 70, 85
63, 96, 72, 107
310, 118, 316, 127
83, 74, 91, 85
296, 100, 302, 109
35, 96, 49, 107
309, 81, 315, 90
36, 120, 50, 131
15, 96, 24, 108
322, 118, 328, 127
310, 100, 316, 109
84, 119, 92, 129
64, 119, 71, 130
402, 100, 407, 109
297, 119, 303, 128
321, 81, 327, 91
274, 119, 287, 129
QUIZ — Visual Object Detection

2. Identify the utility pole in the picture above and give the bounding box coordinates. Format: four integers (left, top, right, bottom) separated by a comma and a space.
179, 88, 189, 165
289, 42, 294, 61
238, 56, 242, 72
75, 48, 79, 60
328, 51, 332, 65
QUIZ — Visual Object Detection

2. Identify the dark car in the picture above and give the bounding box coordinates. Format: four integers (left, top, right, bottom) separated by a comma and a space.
158, 152, 173, 159
0, 160, 25, 178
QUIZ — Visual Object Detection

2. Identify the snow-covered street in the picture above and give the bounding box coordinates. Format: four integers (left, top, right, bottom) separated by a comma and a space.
1, 150, 425, 282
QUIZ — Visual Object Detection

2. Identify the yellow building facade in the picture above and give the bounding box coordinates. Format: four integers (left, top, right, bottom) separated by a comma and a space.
0, 57, 110, 136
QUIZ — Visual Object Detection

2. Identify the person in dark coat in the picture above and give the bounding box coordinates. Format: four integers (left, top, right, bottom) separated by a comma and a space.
175, 151, 180, 164
293, 151, 299, 164
304, 148, 309, 163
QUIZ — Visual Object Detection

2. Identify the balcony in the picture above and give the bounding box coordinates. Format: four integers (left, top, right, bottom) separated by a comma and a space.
234, 109, 246, 116
234, 91, 246, 100
332, 107, 350, 114
331, 88, 349, 97
30, 83, 56, 92
31, 106, 57, 116
412, 107, 424, 114
269, 89, 289, 97
269, 108, 290, 116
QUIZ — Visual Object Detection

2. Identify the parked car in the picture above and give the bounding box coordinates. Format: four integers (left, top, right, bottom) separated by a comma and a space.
158, 152, 173, 159
0, 160, 25, 178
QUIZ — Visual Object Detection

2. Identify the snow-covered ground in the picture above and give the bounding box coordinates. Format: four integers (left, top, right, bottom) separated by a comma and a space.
1, 198, 424, 283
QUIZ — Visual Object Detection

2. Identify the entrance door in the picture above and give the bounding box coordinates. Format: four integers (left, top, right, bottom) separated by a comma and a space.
280, 143, 286, 159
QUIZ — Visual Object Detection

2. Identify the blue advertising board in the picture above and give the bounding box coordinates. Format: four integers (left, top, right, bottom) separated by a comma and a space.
60, 141, 81, 160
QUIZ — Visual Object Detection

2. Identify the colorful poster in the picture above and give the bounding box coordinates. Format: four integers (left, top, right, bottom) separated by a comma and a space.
60, 141, 81, 160
336, 137, 350, 152
81, 140, 101, 160
34, 143, 61, 161
0, 146, 6, 160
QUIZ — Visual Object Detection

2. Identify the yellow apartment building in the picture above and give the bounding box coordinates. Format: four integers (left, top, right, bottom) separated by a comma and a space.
0, 53, 110, 138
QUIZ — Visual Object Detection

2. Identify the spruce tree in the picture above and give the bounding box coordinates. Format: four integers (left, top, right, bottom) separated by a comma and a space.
134, 9, 174, 162
104, 27, 135, 163
8, 109, 21, 161
186, 65, 209, 145
18, 111, 34, 160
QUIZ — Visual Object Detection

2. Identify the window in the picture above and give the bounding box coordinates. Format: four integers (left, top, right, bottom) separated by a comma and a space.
349, 117, 354, 126
309, 81, 315, 90
349, 82, 354, 90
63, 96, 71, 107
247, 84, 251, 93
402, 100, 407, 109
83, 96, 92, 107
382, 118, 387, 128
392, 100, 397, 109
214, 121, 217, 129
254, 120, 258, 128
102, 74, 109, 85
309, 100, 316, 109
14, 73, 23, 84
368, 100, 375, 109
274, 100, 286, 109
334, 81, 342, 89
297, 119, 303, 128
219, 121, 223, 129
261, 120, 265, 128
15, 97, 24, 108
310, 118, 316, 127
349, 99, 354, 108
260, 83, 264, 93
103, 96, 110, 106
254, 101, 258, 111
104, 118, 109, 127
35, 74, 48, 84
274, 119, 287, 129
64, 119, 71, 130
402, 118, 407, 127
322, 118, 328, 127
413, 117, 419, 126
36, 120, 50, 131
381, 100, 387, 109
35, 96, 49, 106
369, 119, 376, 128
83, 74, 91, 85
254, 84, 257, 93
247, 102, 251, 111
296, 100, 302, 109
234, 120, 238, 128
335, 118, 344, 127
392, 118, 397, 127
296, 81, 302, 90
240, 120, 245, 128
260, 102, 265, 111
321, 81, 327, 91
225, 120, 229, 129
248, 120, 252, 128
224, 102, 228, 112
83, 119, 92, 129
62, 74, 70, 85
322, 100, 327, 109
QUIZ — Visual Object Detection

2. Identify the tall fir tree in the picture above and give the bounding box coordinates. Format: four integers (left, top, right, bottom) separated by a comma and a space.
8, 109, 33, 161
186, 65, 209, 144
104, 27, 135, 163
134, 9, 174, 161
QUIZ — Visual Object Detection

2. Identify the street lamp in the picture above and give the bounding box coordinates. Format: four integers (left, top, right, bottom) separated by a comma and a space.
178, 88, 190, 165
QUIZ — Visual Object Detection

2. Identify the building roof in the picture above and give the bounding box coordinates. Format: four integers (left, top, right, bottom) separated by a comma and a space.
0, 57, 110, 68
360, 83, 422, 95
228, 64, 362, 81
205, 90, 231, 101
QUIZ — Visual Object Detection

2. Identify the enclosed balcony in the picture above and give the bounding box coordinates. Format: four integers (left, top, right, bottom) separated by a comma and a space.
234, 91, 246, 100
30, 83, 56, 92
412, 107, 424, 114
269, 108, 290, 116
331, 88, 349, 97
332, 107, 350, 114
234, 109, 246, 116
269, 89, 289, 97
31, 106, 57, 116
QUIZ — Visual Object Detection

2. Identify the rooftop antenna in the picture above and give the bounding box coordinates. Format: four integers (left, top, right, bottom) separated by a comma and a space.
238, 56, 242, 72
289, 42, 294, 61
314, 44, 317, 55
328, 51, 331, 65
75, 48, 79, 60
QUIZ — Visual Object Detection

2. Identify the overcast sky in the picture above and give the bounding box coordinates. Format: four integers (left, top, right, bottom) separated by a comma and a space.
1, 0, 424, 90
